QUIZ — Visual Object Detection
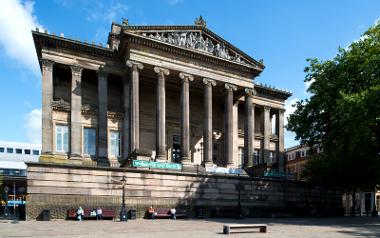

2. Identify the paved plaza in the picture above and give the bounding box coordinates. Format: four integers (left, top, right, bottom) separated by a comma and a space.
0, 217, 379, 238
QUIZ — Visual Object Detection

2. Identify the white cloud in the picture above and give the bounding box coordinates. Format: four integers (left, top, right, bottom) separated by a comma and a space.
0, 0, 43, 74
284, 97, 299, 148
87, 1, 128, 23
304, 77, 315, 95
284, 97, 298, 126
24, 108, 41, 144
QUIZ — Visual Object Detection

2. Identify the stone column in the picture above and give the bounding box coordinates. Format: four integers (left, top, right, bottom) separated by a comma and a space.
203, 78, 216, 165
179, 72, 194, 163
224, 83, 237, 166
154, 66, 170, 161
263, 106, 271, 164
277, 109, 285, 172
244, 88, 256, 168
126, 60, 143, 153
97, 70, 108, 161
122, 74, 130, 159
70, 65, 83, 159
41, 59, 54, 156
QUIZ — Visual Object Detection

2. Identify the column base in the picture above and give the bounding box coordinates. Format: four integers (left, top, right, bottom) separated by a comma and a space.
155, 155, 167, 162
180, 157, 191, 164
203, 162, 215, 167
69, 154, 82, 161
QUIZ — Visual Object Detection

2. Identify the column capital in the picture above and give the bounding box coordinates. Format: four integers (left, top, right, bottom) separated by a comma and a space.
279, 108, 286, 115
203, 78, 216, 86
225, 83, 237, 91
41, 59, 54, 72
264, 106, 271, 112
179, 72, 194, 82
126, 60, 144, 71
70, 65, 83, 76
244, 88, 257, 97
154, 66, 170, 76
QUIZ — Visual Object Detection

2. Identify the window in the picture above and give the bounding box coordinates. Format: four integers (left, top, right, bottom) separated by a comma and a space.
56, 125, 69, 152
269, 151, 275, 163
0, 147, 4, 153
16, 148, 22, 154
238, 147, 244, 167
254, 149, 260, 165
110, 131, 120, 157
24, 149, 31, 155
84, 128, 96, 156
32, 150, 40, 155
7, 148, 14, 153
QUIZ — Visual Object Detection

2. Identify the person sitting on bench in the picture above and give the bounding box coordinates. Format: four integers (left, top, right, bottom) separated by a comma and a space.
148, 206, 156, 220
170, 207, 176, 220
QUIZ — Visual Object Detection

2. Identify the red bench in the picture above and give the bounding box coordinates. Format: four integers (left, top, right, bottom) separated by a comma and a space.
150, 208, 187, 219
67, 208, 116, 220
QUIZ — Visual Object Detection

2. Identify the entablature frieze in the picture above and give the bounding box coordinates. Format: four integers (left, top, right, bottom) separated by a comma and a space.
128, 48, 255, 89
41, 49, 125, 76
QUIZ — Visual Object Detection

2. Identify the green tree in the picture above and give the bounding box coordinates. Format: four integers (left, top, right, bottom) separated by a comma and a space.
287, 22, 380, 215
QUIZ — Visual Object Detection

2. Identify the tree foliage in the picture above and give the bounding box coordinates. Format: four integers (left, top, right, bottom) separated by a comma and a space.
287, 22, 380, 193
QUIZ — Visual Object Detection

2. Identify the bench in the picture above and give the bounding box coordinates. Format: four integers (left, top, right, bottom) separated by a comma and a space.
150, 208, 187, 219
223, 224, 267, 234
67, 208, 116, 220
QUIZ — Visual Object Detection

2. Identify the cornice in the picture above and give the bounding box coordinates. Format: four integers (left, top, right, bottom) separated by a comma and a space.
32, 31, 121, 65
254, 84, 292, 100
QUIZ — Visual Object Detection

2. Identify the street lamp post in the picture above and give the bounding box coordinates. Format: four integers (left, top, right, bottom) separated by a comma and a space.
119, 175, 128, 222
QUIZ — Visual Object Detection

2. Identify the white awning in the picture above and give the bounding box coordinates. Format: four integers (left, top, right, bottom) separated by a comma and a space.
0, 161, 27, 170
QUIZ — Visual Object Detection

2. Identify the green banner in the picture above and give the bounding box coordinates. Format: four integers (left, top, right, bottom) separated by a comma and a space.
132, 160, 182, 170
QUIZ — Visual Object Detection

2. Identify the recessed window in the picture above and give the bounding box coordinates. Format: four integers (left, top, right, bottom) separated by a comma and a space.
56, 125, 69, 152
32, 150, 40, 155
16, 148, 22, 154
110, 131, 120, 157
254, 149, 260, 165
24, 149, 31, 155
7, 148, 14, 153
83, 128, 96, 156
0, 147, 4, 153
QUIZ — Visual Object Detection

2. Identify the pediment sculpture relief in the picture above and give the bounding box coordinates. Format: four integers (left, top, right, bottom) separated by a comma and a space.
139, 31, 248, 65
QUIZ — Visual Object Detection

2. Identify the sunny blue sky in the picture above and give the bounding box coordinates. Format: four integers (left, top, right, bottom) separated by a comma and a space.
0, 0, 379, 147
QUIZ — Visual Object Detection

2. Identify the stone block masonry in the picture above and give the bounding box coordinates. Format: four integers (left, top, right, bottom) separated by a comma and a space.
26, 163, 343, 220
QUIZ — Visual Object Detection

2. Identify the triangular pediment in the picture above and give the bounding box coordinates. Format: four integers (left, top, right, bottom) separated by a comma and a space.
122, 25, 264, 71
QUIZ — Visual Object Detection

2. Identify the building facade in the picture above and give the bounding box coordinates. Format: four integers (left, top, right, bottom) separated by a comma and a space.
25, 18, 349, 220
0, 141, 41, 218
33, 18, 291, 174
285, 145, 317, 180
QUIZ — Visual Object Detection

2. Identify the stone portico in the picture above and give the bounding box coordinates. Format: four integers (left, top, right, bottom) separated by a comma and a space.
33, 18, 291, 174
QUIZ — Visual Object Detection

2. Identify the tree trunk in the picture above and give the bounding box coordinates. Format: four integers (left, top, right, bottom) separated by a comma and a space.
351, 189, 356, 217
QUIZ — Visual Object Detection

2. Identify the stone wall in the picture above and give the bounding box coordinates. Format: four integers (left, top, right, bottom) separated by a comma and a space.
26, 163, 343, 220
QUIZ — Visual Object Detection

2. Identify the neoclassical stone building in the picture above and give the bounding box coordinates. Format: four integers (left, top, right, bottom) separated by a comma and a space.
27, 18, 346, 220
33, 17, 291, 174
